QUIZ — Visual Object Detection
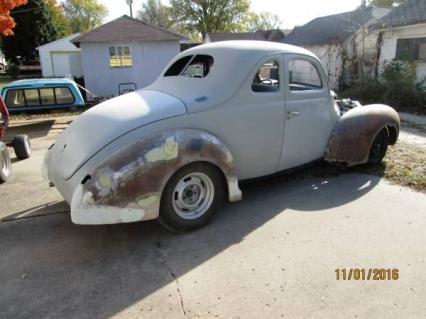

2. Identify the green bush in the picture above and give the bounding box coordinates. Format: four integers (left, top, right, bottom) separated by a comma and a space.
341, 61, 426, 113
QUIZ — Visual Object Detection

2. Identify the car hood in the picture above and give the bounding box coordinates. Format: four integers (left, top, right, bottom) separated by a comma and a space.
51, 89, 186, 180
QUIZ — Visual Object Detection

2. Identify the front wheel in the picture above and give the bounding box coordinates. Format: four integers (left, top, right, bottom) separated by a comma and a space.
159, 163, 225, 231
367, 129, 389, 165
0, 142, 11, 183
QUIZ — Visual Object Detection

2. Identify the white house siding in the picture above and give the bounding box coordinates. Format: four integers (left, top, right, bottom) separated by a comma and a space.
80, 41, 179, 99
379, 23, 426, 82
305, 44, 343, 89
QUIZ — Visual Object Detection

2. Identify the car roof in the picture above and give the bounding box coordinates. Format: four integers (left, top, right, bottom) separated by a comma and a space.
185, 40, 317, 58
3, 78, 77, 89
147, 40, 320, 113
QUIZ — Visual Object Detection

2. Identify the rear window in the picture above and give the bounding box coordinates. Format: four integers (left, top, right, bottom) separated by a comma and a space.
4, 87, 75, 108
164, 55, 214, 78
164, 55, 193, 76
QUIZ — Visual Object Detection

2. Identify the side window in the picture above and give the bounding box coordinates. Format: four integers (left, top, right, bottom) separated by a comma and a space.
25, 89, 40, 106
40, 88, 55, 105
55, 87, 74, 104
252, 60, 280, 93
288, 59, 322, 91
5, 90, 25, 108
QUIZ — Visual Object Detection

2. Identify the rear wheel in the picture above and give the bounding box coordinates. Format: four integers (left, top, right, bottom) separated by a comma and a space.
368, 129, 388, 165
12, 134, 31, 160
159, 163, 225, 231
0, 142, 11, 183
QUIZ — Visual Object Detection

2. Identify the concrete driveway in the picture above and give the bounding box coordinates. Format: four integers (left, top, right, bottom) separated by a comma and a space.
1, 118, 426, 319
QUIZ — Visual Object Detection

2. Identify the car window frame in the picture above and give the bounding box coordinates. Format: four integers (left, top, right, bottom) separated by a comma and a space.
284, 54, 329, 100
249, 54, 284, 97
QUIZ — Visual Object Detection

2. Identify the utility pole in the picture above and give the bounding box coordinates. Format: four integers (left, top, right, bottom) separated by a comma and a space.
126, 0, 134, 18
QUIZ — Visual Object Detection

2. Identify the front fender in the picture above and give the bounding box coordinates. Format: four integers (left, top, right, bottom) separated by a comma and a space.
70, 129, 242, 225
324, 104, 400, 166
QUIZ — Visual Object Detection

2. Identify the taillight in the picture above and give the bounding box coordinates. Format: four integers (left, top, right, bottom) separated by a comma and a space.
0, 96, 9, 137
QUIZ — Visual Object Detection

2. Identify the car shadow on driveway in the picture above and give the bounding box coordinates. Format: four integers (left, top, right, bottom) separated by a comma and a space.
1, 120, 55, 142
0, 169, 380, 318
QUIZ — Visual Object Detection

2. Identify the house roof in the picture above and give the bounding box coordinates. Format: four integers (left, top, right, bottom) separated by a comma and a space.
284, 7, 376, 46
370, 0, 426, 30
206, 29, 286, 43
37, 33, 81, 51
73, 15, 184, 44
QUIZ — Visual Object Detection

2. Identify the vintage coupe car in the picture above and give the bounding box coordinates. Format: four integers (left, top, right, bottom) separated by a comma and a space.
45, 41, 399, 231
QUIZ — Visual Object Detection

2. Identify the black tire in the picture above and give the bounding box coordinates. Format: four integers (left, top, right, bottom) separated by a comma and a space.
12, 134, 31, 160
0, 142, 11, 183
367, 129, 388, 165
159, 163, 226, 231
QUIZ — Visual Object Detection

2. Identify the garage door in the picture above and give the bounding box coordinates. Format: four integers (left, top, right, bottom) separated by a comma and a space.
51, 52, 70, 77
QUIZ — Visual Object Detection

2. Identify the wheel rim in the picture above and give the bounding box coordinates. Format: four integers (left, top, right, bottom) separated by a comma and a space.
172, 172, 215, 220
24, 137, 31, 156
0, 148, 11, 177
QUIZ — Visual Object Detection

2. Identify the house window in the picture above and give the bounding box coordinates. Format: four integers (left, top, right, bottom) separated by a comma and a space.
252, 60, 280, 92
396, 37, 426, 61
109, 46, 132, 67
288, 59, 322, 91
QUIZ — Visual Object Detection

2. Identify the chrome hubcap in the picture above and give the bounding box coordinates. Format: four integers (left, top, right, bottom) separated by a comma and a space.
172, 172, 214, 220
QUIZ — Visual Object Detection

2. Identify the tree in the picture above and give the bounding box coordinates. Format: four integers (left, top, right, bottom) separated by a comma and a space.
169, 0, 250, 39
245, 12, 282, 32
1, 0, 58, 63
367, 0, 405, 7
46, 0, 71, 37
137, 0, 174, 29
62, 0, 108, 33
0, 0, 27, 36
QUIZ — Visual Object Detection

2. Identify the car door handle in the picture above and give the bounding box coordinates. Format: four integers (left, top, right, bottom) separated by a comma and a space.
287, 111, 301, 119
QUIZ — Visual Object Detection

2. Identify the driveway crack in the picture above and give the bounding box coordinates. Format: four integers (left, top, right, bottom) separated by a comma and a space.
154, 242, 188, 319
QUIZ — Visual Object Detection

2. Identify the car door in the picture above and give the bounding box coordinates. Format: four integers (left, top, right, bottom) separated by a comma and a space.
194, 54, 286, 180
277, 54, 334, 171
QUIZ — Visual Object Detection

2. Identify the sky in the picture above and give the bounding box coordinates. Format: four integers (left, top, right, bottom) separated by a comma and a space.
99, 0, 363, 29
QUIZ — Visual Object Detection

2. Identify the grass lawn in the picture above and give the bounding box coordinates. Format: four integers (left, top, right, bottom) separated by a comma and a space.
360, 142, 426, 192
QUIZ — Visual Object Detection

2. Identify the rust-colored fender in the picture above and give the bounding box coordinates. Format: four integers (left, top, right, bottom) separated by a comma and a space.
324, 104, 400, 166
70, 129, 242, 224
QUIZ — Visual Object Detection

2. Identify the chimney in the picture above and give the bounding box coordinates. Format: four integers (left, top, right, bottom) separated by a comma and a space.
361, 0, 367, 7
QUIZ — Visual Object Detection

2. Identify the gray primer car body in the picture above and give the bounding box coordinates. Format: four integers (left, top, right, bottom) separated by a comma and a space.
45, 41, 399, 225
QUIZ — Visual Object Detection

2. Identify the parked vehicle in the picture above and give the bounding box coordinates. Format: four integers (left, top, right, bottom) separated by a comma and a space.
1, 78, 84, 112
45, 41, 400, 230
0, 97, 31, 183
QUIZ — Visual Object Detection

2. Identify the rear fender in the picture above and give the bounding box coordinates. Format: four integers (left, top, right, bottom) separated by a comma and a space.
324, 104, 400, 166
71, 129, 242, 225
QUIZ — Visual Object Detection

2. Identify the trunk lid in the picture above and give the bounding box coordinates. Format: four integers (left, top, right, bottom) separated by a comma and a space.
51, 90, 186, 180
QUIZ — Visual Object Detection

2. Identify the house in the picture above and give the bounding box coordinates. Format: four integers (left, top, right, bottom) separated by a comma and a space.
283, 7, 391, 89
205, 29, 290, 43
72, 15, 184, 99
371, 0, 426, 83
37, 33, 83, 78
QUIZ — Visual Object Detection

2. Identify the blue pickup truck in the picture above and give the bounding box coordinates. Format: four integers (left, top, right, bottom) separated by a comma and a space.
1, 78, 84, 112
